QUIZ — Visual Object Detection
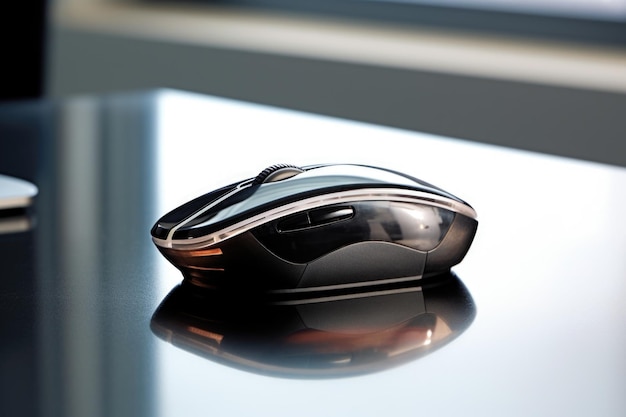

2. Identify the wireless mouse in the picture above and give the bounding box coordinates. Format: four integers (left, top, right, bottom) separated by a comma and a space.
151, 164, 478, 291
150, 271, 476, 378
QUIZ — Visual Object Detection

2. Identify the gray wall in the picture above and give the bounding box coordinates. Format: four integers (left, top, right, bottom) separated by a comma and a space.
49, 26, 626, 167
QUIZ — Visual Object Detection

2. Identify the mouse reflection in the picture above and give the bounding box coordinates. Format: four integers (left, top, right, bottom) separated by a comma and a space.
150, 272, 475, 379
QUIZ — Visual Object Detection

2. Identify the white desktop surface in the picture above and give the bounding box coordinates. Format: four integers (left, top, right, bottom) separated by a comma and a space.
154, 91, 626, 416
1, 89, 625, 417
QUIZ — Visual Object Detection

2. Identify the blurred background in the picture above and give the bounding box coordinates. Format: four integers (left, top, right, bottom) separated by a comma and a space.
5, 0, 626, 164
1, 3, 626, 416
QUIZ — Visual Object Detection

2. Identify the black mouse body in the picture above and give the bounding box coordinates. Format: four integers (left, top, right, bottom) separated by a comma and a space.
151, 164, 478, 291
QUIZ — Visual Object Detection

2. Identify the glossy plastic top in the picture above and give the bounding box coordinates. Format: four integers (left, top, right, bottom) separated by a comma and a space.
152, 164, 472, 243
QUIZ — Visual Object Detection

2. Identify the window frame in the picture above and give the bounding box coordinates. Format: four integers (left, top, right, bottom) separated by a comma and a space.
145, 0, 626, 47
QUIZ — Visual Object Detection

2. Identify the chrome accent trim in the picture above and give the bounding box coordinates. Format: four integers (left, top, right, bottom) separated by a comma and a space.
268, 274, 423, 295
152, 188, 477, 250
269, 285, 424, 306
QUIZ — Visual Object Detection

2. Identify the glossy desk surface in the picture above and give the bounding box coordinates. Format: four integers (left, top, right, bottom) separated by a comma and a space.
1, 90, 625, 417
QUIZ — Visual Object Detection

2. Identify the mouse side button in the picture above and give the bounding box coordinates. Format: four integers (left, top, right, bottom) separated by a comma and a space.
276, 206, 355, 233
309, 206, 354, 226
277, 213, 311, 232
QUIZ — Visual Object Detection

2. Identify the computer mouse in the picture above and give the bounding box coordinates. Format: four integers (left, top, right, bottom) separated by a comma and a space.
151, 164, 478, 291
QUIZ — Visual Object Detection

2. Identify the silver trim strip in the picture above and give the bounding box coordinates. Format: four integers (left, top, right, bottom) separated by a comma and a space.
267, 274, 423, 295
269, 285, 424, 306
153, 187, 477, 250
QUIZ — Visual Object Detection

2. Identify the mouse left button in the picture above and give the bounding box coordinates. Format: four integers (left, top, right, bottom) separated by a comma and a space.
151, 182, 239, 239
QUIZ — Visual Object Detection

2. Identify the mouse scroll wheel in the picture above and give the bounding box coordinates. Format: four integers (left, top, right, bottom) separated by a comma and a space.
252, 164, 305, 185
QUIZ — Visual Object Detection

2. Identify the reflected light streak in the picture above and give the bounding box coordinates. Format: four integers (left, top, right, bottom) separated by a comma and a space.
424, 329, 433, 346
187, 248, 223, 258
375, 0, 626, 20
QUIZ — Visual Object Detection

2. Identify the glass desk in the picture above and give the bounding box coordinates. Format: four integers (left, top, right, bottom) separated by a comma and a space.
1, 89, 625, 417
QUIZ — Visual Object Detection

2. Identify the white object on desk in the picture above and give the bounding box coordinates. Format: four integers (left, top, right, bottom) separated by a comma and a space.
0, 174, 38, 234
0, 174, 38, 211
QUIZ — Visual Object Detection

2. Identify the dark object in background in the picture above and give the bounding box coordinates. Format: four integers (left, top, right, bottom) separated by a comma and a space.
0, 211, 38, 417
0, 2, 48, 100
